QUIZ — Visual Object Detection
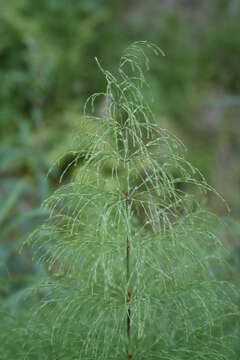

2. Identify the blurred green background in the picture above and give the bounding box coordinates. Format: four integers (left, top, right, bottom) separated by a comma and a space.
0, 0, 240, 311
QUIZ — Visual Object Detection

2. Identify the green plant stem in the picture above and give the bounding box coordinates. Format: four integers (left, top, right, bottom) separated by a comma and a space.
126, 235, 132, 359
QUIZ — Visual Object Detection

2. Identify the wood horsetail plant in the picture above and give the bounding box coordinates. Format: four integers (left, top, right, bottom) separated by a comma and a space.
1, 42, 239, 359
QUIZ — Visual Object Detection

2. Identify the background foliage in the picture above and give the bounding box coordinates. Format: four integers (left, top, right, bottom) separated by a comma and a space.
0, 0, 240, 357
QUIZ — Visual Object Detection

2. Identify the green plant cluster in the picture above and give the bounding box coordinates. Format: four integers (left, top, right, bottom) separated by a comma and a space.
1, 2, 240, 356
1, 42, 239, 359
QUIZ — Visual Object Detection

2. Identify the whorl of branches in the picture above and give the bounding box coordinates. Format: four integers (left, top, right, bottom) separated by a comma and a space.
15, 42, 240, 359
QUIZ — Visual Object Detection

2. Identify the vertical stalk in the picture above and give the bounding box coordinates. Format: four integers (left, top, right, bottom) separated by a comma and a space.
126, 235, 132, 359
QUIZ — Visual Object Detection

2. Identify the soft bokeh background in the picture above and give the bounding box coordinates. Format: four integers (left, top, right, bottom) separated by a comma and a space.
0, 0, 240, 310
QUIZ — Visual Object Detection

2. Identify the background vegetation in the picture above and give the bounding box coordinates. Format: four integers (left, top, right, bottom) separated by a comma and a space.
0, 0, 240, 356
